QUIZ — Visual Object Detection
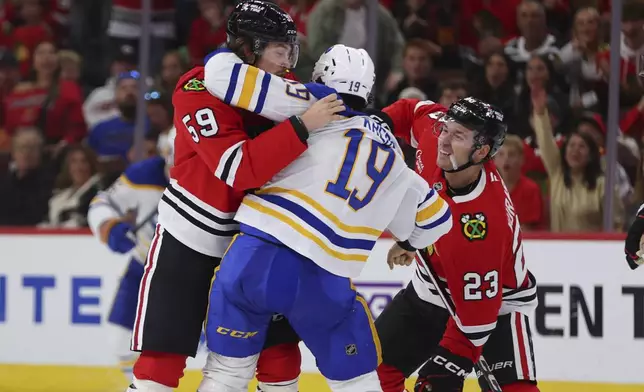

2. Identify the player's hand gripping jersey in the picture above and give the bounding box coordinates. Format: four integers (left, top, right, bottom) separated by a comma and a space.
236, 114, 453, 278
160, 66, 310, 257
383, 98, 538, 363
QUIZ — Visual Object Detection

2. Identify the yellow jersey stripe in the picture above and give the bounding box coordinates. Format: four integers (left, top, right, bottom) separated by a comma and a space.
119, 175, 166, 191
243, 198, 369, 262
356, 295, 382, 365
238, 66, 259, 110
257, 187, 382, 237
416, 196, 445, 223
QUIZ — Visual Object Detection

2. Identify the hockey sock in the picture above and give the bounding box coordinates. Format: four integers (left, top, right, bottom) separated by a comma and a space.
199, 352, 259, 392
326, 370, 383, 392
377, 363, 406, 392
132, 351, 188, 388
495, 381, 540, 392
256, 343, 301, 385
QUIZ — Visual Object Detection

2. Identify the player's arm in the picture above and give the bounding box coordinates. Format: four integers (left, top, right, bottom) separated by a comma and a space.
88, 174, 142, 253
203, 50, 315, 122
176, 92, 313, 191
382, 99, 446, 148
386, 174, 452, 250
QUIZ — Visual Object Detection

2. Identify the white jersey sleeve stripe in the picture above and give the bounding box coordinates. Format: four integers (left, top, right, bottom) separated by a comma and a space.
204, 50, 313, 122
242, 197, 370, 262
215, 140, 244, 184
257, 187, 382, 237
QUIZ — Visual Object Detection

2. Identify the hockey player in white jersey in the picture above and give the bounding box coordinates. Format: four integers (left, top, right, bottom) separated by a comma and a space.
87, 128, 175, 383
198, 46, 453, 392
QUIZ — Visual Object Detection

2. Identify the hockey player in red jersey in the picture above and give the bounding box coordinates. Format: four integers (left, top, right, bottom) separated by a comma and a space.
375, 97, 540, 392
126, 1, 346, 391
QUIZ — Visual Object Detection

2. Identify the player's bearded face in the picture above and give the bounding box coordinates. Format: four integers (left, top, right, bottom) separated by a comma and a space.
436, 121, 475, 171
255, 42, 299, 77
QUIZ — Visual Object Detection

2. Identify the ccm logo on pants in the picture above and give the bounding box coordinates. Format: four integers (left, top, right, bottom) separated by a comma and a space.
216, 326, 258, 339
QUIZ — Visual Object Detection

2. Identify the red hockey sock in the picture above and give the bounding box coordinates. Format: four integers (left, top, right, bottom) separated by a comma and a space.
132, 351, 188, 388
377, 363, 406, 392
256, 343, 301, 383
499, 381, 540, 392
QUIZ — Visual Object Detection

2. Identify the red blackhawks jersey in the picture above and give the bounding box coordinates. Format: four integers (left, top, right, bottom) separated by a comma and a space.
383, 99, 538, 363
158, 67, 307, 257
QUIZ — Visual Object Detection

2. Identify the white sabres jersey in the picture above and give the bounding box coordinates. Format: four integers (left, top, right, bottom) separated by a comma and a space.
88, 157, 168, 263
236, 115, 453, 278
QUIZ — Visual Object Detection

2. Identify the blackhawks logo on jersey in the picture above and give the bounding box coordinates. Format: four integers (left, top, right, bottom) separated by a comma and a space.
182, 78, 206, 92
460, 213, 487, 241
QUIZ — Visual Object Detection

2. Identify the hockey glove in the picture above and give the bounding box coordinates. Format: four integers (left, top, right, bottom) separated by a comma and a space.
414, 346, 473, 392
625, 211, 644, 270
107, 222, 137, 254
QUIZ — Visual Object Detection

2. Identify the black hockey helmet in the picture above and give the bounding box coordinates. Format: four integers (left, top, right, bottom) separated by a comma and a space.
436, 96, 507, 172
227, 0, 299, 67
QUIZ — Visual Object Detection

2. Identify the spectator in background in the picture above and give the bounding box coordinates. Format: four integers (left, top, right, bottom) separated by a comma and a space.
4, 41, 86, 160
574, 112, 636, 215
107, 0, 176, 75
384, 39, 437, 105
307, 0, 405, 97
437, 79, 467, 107
40, 144, 100, 228
0, 127, 53, 226
58, 50, 81, 82
157, 50, 188, 95
514, 54, 569, 174
505, 0, 562, 83
0, 49, 20, 147
494, 134, 544, 230
459, 0, 521, 50
13, 0, 53, 79
188, 0, 227, 66
531, 86, 624, 231
596, 0, 644, 109
470, 51, 518, 126
283, 0, 318, 81
83, 44, 138, 129
88, 71, 142, 188
145, 90, 173, 137
559, 7, 605, 113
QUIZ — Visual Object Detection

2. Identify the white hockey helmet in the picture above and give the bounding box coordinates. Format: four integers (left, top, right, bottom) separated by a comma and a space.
312, 44, 375, 105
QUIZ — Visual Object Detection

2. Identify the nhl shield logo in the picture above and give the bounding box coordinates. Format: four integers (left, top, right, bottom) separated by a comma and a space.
345, 344, 357, 356
460, 213, 487, 241
433, 182, 443, 192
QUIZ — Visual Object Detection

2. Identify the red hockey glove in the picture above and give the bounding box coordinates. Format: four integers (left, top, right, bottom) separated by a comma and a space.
414, 346, 473, 392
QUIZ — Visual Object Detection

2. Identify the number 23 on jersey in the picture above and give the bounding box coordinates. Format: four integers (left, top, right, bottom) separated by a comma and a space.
325, 129, 395, 211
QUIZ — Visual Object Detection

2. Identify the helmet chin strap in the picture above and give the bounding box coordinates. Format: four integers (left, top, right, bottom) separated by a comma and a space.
443, 145, 484, 173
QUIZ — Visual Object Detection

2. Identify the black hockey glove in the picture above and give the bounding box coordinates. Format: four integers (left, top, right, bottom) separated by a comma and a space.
414, 346, 473, 392
625, 210, 644, 270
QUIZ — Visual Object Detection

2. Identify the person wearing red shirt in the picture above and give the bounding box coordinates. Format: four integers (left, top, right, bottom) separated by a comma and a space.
4, 41, 86, 156
459, 0, 521, 50
13, 0, 53, 78
494, 134, 544, 230
188, 0, 227, 66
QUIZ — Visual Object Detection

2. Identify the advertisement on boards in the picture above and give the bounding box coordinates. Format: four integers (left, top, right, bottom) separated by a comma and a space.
1, 234, 644, 390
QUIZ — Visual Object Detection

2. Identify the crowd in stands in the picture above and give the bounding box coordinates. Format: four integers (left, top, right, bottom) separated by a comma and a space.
0, 0, 642, 233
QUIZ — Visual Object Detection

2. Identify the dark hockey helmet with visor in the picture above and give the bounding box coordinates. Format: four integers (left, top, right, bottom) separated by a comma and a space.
434, 96, 507, 172
227, 0, 299, 69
